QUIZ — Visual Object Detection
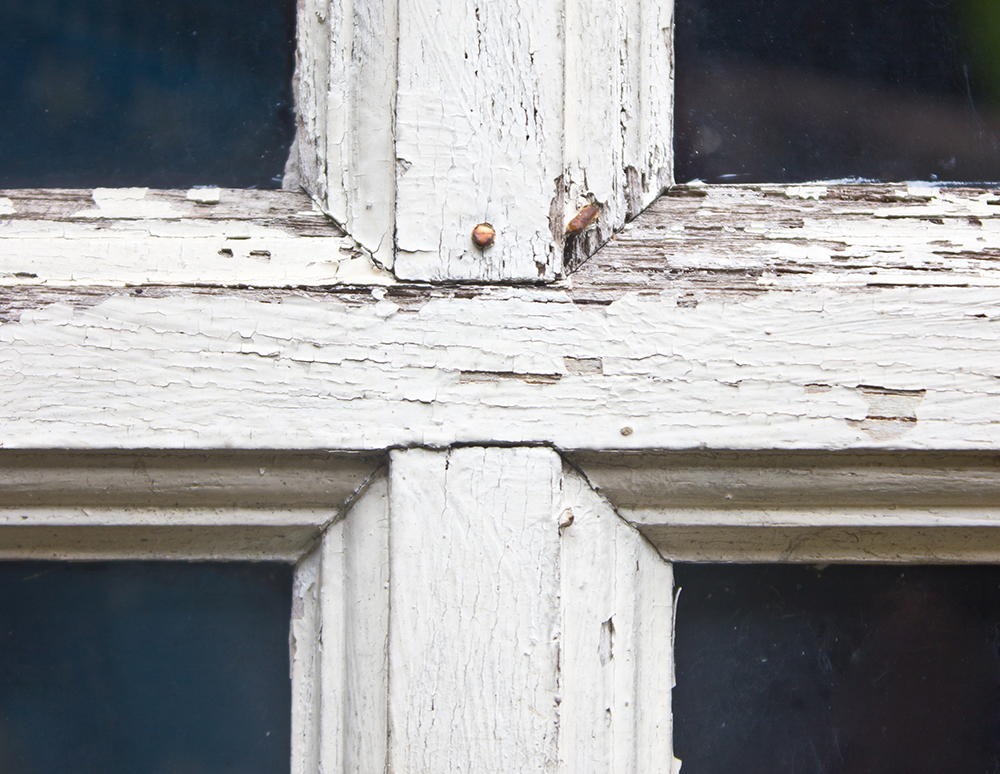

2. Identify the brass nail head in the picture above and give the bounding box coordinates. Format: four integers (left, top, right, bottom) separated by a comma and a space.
472, 222, 496, 248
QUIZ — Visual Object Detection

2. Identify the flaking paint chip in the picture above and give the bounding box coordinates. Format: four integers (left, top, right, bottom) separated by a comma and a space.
187, 187, 222, 204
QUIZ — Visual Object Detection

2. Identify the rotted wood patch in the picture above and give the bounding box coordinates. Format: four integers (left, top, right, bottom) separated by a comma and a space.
574, 182, 1000, 299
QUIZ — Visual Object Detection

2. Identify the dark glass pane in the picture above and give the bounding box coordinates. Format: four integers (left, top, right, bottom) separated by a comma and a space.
0, 562, 292, 774
0, 0, 296, 188
674, 564, 1000, 774
675, 0, 1000, 183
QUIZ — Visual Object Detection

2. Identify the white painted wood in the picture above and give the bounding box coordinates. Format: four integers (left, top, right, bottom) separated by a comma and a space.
559, 463, 674, 774
291, 541, 326, 774
0, 222, 390, 287
342, 471, 390, 774
290, 0, 397, 270
563, 0, 673, 270
574, 451, 1000, 562
6, 283, 1000, 450
292, 0, 672, 280
0, 451, 381, 559
392, 0, 564, 282
0, 189, 391, 287
290, 472, 388, 774
635, 533, 674, 774
318, 519, 348, 774
387, 447, 562, 774
286, 0, 331, 203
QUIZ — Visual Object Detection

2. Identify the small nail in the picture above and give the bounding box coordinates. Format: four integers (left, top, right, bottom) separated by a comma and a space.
566, 204, 599, 235
620, 426, 633, 436
472, 222, 496, 248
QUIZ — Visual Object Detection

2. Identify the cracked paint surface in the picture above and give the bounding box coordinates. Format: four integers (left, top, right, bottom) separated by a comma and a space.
388, 448, 561, 774
1, 282, 997, 450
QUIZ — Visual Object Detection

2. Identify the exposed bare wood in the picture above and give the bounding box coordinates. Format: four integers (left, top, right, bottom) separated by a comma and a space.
0, 188, 394, 287
573, 182, 1000, 299
0, 188, 344, 230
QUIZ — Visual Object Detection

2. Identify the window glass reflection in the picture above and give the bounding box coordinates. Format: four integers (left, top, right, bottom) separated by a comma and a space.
675, 0, 1000, 182
0, 0, 296, 188
673, 564, 1000, 774
0, 562, 292, 774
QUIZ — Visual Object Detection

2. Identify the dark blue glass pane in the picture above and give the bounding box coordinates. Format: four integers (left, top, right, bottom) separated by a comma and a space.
675, 0, 1000, 183
673, 564, 1000, 774
0, 0, 296, 188
0, 562, 292, 774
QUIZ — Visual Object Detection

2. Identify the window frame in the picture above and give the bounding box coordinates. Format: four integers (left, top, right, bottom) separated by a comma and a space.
0, 450, 386, 774
3, 1, 998, 773
570, 450, 1000, 774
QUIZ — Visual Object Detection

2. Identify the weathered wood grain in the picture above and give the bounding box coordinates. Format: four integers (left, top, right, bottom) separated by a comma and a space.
575, 182, 1000, 298
291, 0, 672, 281
5, 184, 1000, 450
563, 0, 673, 272
290, 0, 397, 269
2, 281, 999, 450
0, 188, 393, 287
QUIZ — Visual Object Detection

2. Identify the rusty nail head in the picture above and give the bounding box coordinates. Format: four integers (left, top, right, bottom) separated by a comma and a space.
472, 223, 496, 248
566, 204, 599, 235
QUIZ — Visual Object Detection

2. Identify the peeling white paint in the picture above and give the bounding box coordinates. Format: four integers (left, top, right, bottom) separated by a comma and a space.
72, 188, 182, 219
2, 283, 999, 450
186, 187, 222, 204
0, 221, 393, 286
293, 0, 672, 280
0, 189, 393, 286
559, 465, 674, 774
784, 184, 827, 200
587, 183, 1000, 295
291, 0, 397, 270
